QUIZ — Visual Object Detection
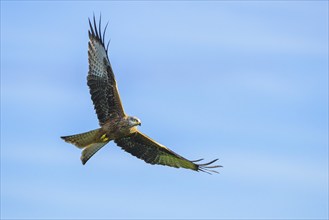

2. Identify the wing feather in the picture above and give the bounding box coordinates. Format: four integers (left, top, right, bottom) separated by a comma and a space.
87, 16, 125, 125
114, 131, 222, 173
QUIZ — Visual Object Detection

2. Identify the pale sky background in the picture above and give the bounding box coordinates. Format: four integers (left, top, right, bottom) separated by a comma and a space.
1, 1, 328, 219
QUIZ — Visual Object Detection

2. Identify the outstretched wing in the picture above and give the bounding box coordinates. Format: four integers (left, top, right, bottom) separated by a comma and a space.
114, 131, 221, 174
87, 16, 125, 125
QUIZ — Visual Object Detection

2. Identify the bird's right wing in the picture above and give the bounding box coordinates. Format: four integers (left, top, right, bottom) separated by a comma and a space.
87, 16, 125, 126
114, 131, 221, 174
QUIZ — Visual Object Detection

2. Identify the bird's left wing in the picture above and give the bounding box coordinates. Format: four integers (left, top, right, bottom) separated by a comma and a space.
87, 16, 126, 126
114, 131, 221, 174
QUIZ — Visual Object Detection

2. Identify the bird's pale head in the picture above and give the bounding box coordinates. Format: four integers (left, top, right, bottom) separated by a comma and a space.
127, 116, 141, 127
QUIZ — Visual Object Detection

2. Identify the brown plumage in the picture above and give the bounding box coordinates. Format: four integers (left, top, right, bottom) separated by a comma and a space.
61, 15, 222, 174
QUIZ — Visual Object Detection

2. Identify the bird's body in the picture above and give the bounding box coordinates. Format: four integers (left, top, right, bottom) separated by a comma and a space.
102, 116, 140, 139
61, 15, 221, 174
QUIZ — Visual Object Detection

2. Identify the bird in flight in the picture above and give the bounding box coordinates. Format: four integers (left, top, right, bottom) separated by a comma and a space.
61, 15, 221, 174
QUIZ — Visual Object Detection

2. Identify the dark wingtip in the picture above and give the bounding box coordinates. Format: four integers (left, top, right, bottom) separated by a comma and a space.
88, 14, 110, 52
199, 158, 219, 166
195, 158, 222, 174
99, 13, 102, 41
103, 21, 109, 44
106, 38, 111, 53
88, 18, 95, 36
81, 158, 87, 165
93, 14, 99, 38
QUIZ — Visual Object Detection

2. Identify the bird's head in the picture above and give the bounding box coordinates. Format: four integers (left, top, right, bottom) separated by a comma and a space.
127, 116, 141, 127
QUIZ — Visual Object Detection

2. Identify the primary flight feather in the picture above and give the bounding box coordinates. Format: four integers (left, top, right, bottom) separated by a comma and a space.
61, 15, 221, 174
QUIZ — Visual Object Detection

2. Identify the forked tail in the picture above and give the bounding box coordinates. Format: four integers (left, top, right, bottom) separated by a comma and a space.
61, 128, 111, 165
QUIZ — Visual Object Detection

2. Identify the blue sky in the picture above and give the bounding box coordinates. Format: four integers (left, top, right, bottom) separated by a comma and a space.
1, 1, 328, 219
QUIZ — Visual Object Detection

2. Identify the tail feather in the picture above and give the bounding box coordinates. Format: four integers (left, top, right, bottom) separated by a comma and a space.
61, 128, 111, 164
61, 129, 101, 149
81, 142, 108, 165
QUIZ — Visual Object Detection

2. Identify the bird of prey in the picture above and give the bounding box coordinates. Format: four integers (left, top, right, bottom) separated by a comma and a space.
61, 16, 221, 174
